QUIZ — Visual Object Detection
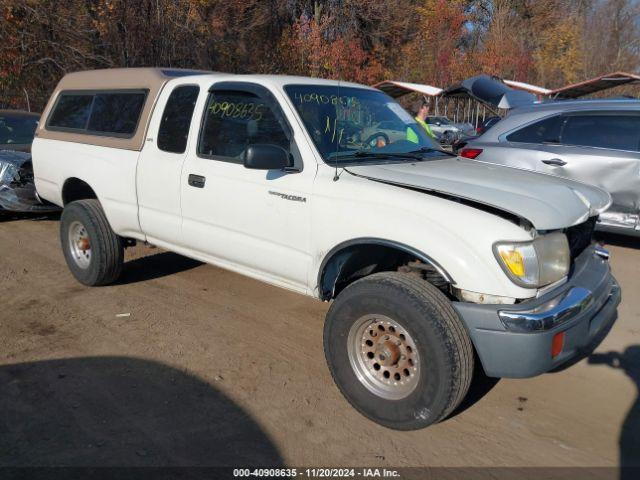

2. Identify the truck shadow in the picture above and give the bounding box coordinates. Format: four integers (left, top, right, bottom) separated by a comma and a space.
448, 357, 500, 419
589, 346, 640, 477
0, 356, 283, 468
117, 251, 203, 285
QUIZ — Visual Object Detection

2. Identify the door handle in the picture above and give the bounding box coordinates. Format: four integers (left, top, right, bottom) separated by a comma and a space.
188, 174, 206, 188
542, 158, 567, 166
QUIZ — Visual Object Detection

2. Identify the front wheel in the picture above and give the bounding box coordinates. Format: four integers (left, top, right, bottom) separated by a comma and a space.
323, 272, 474, 430
60, 199, 124, 286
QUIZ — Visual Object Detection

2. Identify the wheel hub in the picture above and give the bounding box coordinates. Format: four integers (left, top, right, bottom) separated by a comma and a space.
347, 315, 420, 400
68, 221, 92, 270
375, 340, 400, 367
77, 237, 90, 252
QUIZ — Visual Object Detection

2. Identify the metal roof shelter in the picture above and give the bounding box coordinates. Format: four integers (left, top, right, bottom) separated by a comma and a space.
371, 79, 490, 125
373, 76, 532, 126
475, 72, 640, 99
374, 76, 539, 109
503, 79, 552, 96
372, 79, 472, 125
443, 75, 537, 109
549, 71, 640, 98
440, 75, 538, 126
373, 71, 640, 125
372, 80, 443, 98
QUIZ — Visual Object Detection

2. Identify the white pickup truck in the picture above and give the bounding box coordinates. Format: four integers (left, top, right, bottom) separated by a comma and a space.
33, 68, 621, 430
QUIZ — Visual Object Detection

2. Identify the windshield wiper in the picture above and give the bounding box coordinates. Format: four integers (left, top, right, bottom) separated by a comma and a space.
407, 146, 455, 157
328, 151, 424, 161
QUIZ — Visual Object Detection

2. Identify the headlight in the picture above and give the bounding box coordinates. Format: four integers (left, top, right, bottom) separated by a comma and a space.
494, 232, 570, 288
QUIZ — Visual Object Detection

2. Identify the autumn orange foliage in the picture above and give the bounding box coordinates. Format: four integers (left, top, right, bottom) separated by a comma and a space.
279, 14, 386, 85
0, 0, 638, 110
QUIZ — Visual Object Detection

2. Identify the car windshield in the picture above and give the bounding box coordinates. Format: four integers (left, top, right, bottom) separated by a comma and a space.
284, 85, 445, 164
0, 114, 39, 145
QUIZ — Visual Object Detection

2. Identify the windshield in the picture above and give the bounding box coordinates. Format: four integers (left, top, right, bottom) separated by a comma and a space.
284, 85, 444, 164
0, 114, 38, 145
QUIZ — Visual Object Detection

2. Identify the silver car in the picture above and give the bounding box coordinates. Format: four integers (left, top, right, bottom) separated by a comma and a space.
461, 99, 640, 237
426, 116, 476, 135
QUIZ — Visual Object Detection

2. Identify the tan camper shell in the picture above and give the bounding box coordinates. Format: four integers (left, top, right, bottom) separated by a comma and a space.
37, 68, 206, 151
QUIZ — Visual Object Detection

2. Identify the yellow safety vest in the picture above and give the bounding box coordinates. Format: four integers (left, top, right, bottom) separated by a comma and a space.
407, 117, 435, 143
415, 117, 435, 138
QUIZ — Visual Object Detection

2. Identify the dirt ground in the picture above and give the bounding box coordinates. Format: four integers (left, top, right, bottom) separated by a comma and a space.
0, 212, 638, 470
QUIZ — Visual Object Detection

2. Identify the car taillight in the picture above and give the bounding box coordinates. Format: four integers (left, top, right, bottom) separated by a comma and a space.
459, 148, 483, 159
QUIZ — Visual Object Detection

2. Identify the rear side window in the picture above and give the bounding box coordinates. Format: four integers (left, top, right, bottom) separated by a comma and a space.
87, 92, 146, 135
157, 85, 200, 153
506, 115, 563, 144
198, 90, 289, 161
561, 114, 640, 151
47, 94, 93, 130
47, 90, 147, 137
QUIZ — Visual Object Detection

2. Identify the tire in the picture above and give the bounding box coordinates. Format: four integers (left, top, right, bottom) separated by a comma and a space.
323, 272, 474, 430
60, 199, 123, 286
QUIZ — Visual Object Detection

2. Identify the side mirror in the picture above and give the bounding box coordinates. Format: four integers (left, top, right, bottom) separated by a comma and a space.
243, 144, 291, 170
435, 122, 441, 126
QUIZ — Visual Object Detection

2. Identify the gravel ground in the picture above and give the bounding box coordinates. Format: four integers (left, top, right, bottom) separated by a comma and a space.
0, 212, 638, 471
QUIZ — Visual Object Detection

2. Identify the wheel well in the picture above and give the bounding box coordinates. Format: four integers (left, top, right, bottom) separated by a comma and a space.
62, 178, 97, 205
318, 240, 453, 301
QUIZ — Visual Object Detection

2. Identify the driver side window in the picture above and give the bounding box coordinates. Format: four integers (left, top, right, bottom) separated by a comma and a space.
198, 90, 289, 163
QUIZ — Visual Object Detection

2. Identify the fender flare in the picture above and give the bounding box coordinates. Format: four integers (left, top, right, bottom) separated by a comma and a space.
317, 237, 455, 300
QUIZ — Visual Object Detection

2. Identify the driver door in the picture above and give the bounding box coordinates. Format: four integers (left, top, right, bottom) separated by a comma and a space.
180, 82, 315, 292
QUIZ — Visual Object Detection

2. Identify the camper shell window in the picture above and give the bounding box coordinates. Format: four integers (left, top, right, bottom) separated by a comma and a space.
46, 89, 148, 138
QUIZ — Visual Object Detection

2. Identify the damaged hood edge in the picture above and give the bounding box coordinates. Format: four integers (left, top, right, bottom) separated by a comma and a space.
345, 159, 612, 231
355, 174, 549, 226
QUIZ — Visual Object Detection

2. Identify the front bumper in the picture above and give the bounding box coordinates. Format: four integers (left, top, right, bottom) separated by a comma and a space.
453, 245, 621, 378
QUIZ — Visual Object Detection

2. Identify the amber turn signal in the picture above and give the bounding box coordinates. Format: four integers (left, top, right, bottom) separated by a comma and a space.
551, 331, 565, 358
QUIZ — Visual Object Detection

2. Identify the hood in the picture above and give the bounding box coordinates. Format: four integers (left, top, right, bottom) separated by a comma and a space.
346, 158, 611, 230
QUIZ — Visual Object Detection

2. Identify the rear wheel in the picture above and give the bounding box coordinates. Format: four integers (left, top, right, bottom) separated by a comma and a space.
324, 272, 473, 430
60, 199, 123, 286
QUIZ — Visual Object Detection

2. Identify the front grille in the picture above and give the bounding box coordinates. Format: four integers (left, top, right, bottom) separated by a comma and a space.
566, 217, 596, 260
